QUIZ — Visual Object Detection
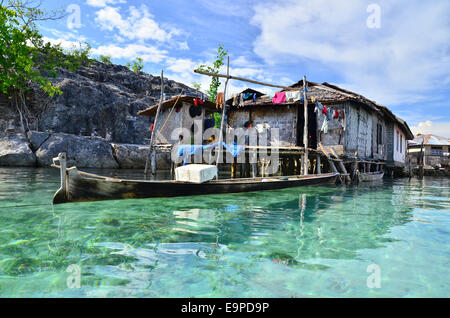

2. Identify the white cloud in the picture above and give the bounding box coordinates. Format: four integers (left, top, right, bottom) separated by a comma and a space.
411, 121, 450, 138
92, 44, 168, 63
86, 0, 126, 7
250, 0, 450, 105
94, 5, 177, 42
42, 37, 89, 50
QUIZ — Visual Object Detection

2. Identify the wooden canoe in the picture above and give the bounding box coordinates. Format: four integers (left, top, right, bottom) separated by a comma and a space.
358, 171, 384, 182
52, 166, 339, 205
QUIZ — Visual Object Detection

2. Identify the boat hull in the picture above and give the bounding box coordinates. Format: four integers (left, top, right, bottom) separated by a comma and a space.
53, 167, 339, 204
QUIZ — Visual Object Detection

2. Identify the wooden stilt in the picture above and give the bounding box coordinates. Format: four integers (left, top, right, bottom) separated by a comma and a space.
317, 155, 321, 174
145, 70, 165, 179
231, 158, 236, 178
302, 76, 309, 176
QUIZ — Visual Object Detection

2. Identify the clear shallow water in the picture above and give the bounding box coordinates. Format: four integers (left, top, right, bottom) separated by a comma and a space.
0, 167, 448, 298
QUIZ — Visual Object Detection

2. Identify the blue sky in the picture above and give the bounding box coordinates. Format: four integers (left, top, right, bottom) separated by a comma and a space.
38, 0, 450, 137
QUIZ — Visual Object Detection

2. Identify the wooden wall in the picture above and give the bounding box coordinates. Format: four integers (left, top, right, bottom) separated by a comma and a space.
228, 105, 298, 146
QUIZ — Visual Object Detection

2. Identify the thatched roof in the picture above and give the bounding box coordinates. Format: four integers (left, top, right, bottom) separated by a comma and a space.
138, 95, 217, 117
225, 79, 413, 139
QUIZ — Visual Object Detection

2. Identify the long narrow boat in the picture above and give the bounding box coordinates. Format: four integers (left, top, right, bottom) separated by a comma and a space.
358, 171, 384, 182
52, 153, 339, 205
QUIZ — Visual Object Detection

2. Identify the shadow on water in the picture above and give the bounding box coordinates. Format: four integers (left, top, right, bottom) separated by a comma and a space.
0, 167, 448, 297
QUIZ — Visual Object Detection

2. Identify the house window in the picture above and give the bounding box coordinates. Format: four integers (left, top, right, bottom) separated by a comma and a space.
377, 124, 382, 145
400, 134, 402, 153
396, 131, 399, 152
431, 146, 443, 156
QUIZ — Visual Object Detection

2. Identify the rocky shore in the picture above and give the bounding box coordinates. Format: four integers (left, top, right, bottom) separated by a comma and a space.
0, 129, 170, 169
0, 61, 191, 169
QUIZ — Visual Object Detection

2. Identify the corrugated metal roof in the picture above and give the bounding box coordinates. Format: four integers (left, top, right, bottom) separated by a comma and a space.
410, 134, 450, 146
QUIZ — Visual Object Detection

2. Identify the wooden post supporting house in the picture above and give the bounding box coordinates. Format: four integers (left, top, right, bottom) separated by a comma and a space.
303, 76, 309, 176
145, 70, 164, 178
316, 154, 321, 174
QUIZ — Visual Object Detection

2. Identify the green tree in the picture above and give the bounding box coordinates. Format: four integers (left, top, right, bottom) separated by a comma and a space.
126, 57, 144, 73
191, 82, 201, 92
0, 0, 92, 132
197, 44, 228, 128
99, 55, 112, 64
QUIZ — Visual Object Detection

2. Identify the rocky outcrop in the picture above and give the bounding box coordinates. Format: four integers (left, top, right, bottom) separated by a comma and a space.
0, 130, 36, 167
111, 143, 170, 169
0, 61, 198, 169
0, 61, 197, 145
35, 132, 119, 168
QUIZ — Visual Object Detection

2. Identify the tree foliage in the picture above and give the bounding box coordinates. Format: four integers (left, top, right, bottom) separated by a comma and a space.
197, 44, 228, 103
0, 0, 91, 131
126, 57, 144, 73
99, 55, 112, 64
197, 44, 228, 128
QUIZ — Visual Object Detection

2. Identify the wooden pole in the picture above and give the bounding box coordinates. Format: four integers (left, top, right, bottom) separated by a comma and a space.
303, 76, 308, 175
316, 155, 321, 174
145, 70, 165, 178
194, 69, 294, 90
216, 57, 230, 172
419, 141, 424, 179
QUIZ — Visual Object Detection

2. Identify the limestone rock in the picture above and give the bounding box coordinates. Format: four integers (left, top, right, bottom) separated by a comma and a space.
0, 131, 36, 167
35, 132, 119, 168
111, 143, 170, 169
27, 130, 51, 152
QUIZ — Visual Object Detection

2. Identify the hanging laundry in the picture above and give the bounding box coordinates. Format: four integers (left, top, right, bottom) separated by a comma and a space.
266, 91, 275, 99
216, 92, 224, 109
194, 98, 203, 106
253, 93, 256, 103
232, 94, 238, 107
333, 109, 339, 119
243, 92, 253, 100
285, 91, 302, 102
315, 101, 324, 112
272, 92, 286, 104
321, 105, 328, 116
239, 93, 244, 107
321, 117, 328, 134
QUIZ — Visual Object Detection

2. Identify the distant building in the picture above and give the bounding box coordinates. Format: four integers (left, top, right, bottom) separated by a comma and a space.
408, 134, 450, 169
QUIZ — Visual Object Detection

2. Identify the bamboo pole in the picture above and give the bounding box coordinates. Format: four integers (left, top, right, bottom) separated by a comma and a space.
216, 57, 230, 172
145, 70, 165, 178
194, 69, 294, 90
303, 76, 308, 175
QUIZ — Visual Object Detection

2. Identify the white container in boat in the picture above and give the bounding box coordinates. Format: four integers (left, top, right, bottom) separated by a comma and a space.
175, 164, 218, 183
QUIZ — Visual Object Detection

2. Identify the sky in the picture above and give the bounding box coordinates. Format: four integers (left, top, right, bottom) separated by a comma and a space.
38, 0, 450, 137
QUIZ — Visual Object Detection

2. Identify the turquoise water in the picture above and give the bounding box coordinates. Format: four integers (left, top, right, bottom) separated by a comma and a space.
0, 167, 448, 297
